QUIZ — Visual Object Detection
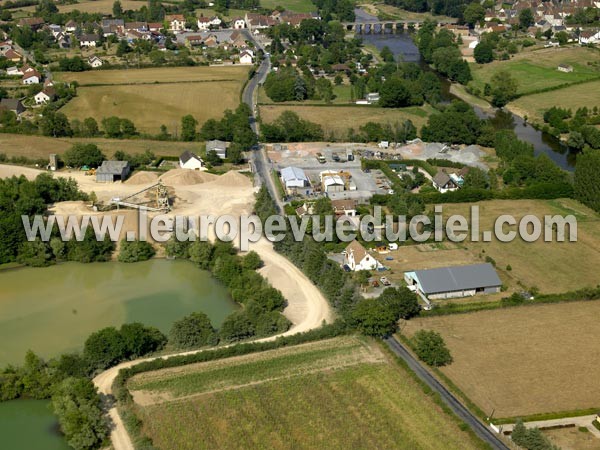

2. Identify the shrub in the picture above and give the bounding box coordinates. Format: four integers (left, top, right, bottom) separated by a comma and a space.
412, 330, 453, 367
169, 312, 217, 349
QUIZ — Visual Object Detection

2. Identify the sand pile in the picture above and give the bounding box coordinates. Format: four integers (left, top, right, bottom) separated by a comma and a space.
159, 169, 217, 186
209, 171, 251, 188
125, 171, 159, 185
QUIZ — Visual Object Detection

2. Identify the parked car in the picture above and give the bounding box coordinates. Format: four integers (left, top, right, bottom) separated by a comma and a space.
380, 276, 391, 286
371, 280, 380, 288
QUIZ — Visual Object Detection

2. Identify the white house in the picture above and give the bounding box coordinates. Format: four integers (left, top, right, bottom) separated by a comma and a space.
34, 87, 56, 104
197, 16, 212, 30
579, 30, 600, 44
239, 49, 254, 64
232, 17, 245, 29
343, 240, 381, 271
79, 34, 99, 47
165, 14, 186, 32
22, 71, 40, 84
179, 150, 207, 170
88, 56, 103, 68
432, 170, 460, 193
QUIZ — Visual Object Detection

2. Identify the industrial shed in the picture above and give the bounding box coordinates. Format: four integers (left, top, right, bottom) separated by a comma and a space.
404, 263, 501, 300
280, 166, 311, 195
96, 161, 131, 183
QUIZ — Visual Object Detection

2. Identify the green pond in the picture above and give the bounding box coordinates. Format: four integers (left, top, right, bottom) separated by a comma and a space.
0, 400, 70, 450
0, 259, 237, 366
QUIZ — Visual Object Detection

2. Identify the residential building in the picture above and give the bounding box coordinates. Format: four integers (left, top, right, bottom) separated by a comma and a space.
34, 87, 56, 104
88, 56, 103, 68
179, 150, 206, 170
22, 70, 41, 85
331, 199, 357, 217
232, 17, 246, 29
3, 49, 21, 62
343, 240, 381, 271
239, 49, 253, 64
579, 29, 600, 44
432, 170, 460, 193
79, 34, 99, 47
404, 263, 502, 300
96, 161, 131, 182
165, 14, 186, 32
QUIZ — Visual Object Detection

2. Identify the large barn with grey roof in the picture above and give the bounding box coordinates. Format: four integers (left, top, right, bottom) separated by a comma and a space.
404, 263, 501, 300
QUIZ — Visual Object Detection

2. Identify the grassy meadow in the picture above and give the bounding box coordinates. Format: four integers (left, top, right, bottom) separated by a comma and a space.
403, 300, 600, 418
58, 66, 249, 134
259, 104, 433, 139
128, 337, 486, 450
469, 47, 600, 96
509, 79, 600, 122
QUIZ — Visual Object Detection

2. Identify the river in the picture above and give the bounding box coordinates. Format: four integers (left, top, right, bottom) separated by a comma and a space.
354, 8, 577, 170
0, 400, 70, 450
0, 259, 237, 367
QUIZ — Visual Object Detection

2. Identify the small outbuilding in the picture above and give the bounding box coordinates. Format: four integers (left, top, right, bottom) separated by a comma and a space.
404, 263, 502, 300
557, 64, 573, 73
206, 139, 228, 159
96, 161, 131, 182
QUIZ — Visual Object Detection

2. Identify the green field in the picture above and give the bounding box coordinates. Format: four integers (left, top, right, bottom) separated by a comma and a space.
469, 47, 600, 96
129, 337, 486, 450
509, 79, 600, 122
260, 0, 316, 12
58, 66, 249, 134
259, 104, 433, 139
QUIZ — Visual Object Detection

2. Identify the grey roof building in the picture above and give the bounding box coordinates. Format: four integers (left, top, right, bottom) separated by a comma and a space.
0, 98, 26, 116
404, 263, 502, 300
206, 139, 228, 159
96, 161, 131, 183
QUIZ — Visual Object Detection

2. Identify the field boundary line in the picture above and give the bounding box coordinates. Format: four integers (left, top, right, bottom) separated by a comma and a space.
131, 358, 385, 407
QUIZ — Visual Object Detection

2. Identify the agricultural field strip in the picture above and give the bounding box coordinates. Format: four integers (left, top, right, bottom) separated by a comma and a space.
128, 337, 383, 398
72, 79, 242, 87
135, 356, 485, 450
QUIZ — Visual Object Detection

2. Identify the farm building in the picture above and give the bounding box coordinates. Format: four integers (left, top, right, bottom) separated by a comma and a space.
404, 263, 502, 300
280, 166, 311, 195
557, 64, 573, 73
343, 240, 381, 271
96, 161, 131, 183
179, 150, 206, 170
0, 98, 26, 117
206, 139, 228, 159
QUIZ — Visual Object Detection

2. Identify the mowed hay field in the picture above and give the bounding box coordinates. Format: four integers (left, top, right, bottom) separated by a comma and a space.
436, 198, 600, 294
403, 301, 600, 417
128, 337, 486, 450
58, 67, 250, 134
260, 104, 432, 140
0, 133, 195, 159
469, 47, 600, 96
509, 79, 600, 123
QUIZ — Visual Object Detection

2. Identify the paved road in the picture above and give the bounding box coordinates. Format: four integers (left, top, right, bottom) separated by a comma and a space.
384, 336, 509, 450
241, 37, 284, 214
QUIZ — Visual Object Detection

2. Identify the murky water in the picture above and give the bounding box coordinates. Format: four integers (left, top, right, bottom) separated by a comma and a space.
0, 259, 237, 366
